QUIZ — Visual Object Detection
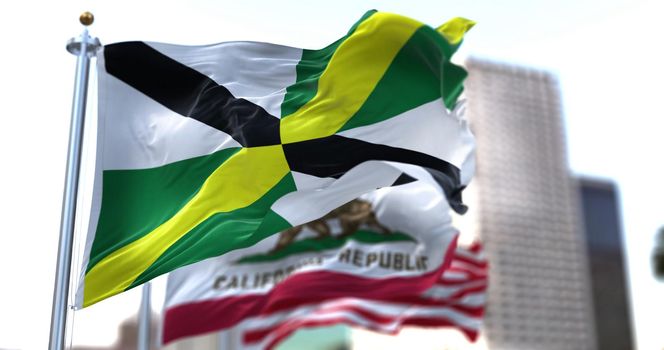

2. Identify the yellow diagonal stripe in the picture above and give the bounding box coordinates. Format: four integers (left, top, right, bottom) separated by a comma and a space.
279, 12, 423, 144
436, 17, 475, 45
83, 145, 290, 306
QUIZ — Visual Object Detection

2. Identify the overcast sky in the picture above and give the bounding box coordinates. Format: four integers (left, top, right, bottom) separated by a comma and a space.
0, 0, 662, 349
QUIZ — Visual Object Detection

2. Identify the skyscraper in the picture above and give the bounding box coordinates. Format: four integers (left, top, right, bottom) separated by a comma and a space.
578, 178, 633, 350
463, 59, 597, 350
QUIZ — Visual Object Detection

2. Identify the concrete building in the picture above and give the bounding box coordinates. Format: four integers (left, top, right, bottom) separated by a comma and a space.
462, 58, 597, 350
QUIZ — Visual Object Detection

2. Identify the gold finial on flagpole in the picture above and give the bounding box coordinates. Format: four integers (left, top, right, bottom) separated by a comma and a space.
79, 11, 94, 26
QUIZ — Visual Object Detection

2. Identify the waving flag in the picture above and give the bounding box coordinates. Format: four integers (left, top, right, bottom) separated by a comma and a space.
241, 243, 487, 350
161, 182, 487, 348
75, 10, 476, 308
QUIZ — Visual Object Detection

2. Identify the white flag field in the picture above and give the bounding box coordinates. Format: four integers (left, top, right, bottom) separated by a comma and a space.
161, 181, 488, 348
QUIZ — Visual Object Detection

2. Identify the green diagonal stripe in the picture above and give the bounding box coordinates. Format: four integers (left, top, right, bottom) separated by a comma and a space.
280, 10, 377, 118
338, 25, 467, 133
87, 147, 241, 273
128, 173, 297, 289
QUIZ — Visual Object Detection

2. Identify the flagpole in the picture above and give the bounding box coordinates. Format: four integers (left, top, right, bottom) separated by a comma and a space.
137, 283, 152, 350
49, 12, 101, 350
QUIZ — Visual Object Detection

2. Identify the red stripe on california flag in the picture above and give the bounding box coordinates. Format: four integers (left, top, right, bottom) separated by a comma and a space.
162, 236, 458, 345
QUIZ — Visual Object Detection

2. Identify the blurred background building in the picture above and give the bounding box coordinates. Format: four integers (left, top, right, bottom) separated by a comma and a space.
464, 59, 633, 350
577, 178, 634, 350
463, 58, 597, 350
72, 314, 349, 350
655, 228, 664, 280
72, 315, 159, 350
76, 58, 635, 350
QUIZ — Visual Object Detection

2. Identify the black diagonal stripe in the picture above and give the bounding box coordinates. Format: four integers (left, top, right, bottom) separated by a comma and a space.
104, 41, 280, 147
283, 135, 467, 214
392, 173, 417, 186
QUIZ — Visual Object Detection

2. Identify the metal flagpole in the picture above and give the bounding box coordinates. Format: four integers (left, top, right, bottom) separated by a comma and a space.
49, 12, 101, 350
137, 283, 152, 350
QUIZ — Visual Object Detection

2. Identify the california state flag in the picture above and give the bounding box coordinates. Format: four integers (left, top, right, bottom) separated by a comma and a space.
160, 180, 487, 349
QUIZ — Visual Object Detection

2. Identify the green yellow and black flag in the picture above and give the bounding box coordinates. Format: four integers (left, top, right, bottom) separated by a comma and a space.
75, 10, 476, 308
